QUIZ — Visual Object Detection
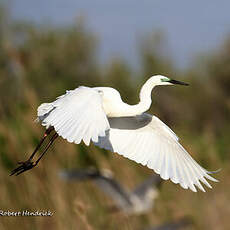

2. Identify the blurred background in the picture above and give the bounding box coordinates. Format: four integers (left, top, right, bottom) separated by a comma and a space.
0, 1, 230, 229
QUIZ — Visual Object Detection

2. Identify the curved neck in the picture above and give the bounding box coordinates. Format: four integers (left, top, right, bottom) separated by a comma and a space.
136, 78, 155, 113
139, 78, 155, 107
117, 79, 155, 117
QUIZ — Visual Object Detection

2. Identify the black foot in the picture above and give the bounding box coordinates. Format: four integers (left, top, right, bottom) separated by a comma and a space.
10, 160, 37, 176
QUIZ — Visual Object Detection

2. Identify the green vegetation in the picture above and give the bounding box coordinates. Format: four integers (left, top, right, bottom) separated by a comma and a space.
0, 8, 229, 230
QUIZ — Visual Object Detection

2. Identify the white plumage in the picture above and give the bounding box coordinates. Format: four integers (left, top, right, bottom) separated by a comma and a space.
37, 75, 218, 192
38, 87, 110, 145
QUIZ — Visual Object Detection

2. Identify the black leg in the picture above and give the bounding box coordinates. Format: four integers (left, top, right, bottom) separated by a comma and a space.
10, 127, 57, 176
28, 126, 54, 161
34, 132, 58, 166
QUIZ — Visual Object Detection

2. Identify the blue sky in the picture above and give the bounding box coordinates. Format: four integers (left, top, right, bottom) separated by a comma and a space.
9, 0, 230, 69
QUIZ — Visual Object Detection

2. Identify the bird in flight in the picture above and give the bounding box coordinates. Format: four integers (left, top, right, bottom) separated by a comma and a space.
59, 168, 162, 214
10, 75, 218, 192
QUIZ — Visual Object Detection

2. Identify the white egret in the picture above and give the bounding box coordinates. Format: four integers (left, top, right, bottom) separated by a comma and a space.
59, 168, 162, 214
11, 75, 218, 192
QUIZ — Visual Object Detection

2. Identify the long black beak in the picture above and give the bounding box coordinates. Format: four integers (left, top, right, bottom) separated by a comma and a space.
169, 79, 189, 86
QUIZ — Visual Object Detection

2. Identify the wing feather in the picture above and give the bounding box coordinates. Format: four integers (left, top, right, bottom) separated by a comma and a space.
161, 145, 169, 180
37, 86, 110, 145
94, 113, 218, 192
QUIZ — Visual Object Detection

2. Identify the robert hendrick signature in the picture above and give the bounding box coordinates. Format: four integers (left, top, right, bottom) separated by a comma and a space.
0, 210, 53, 217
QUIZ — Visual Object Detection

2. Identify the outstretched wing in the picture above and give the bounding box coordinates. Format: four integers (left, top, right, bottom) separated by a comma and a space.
37, 86, 110, 145
94, 113, 218, 192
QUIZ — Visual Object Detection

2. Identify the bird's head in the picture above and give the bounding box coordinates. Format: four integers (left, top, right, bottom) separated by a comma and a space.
148, 75, 189, 86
